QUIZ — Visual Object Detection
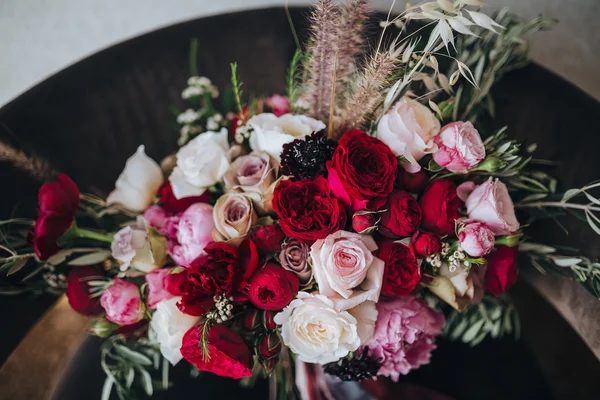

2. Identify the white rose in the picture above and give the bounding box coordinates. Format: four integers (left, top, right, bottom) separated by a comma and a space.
107, 145, 164, 211
310, 230, 384, 310
111, 225, 167, 273
376, 97, 441, 173
169, 129, 230, 199
274, 292, 361, 364
248, 113, 325, 161
150, 297, 200, 365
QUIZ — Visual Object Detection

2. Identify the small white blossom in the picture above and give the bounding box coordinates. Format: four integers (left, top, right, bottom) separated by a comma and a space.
177, 109, 200, 124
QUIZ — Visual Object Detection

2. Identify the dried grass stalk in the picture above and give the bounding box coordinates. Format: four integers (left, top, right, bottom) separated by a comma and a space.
0, 141, 59, 181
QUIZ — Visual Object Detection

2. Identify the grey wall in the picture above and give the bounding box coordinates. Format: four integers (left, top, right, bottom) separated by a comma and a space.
0, 0, 598, 106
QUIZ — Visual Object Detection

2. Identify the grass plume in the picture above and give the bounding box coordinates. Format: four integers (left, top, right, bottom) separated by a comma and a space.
0, 141, 58, 181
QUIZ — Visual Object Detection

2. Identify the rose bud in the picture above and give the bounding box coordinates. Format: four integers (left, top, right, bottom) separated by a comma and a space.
257, 333, 282, 360
379, 191, 422, 238
484, 245, 518, 296
265, 94, 290, 117
352, 211, 378, 234
458, 221, 495, 257
411, 231, 441, 258
263, 310, 277, 331
89, 318, 117, 338
261, 357, 278, 375
396, 168, 429, 193
242, 309, 262, 331
66, 265, 104, 316
251, 224, 286, 255
433, 121, 486, 174
248, 263, 299, 310
100, 278, 145, 326
419, 179, 462, 236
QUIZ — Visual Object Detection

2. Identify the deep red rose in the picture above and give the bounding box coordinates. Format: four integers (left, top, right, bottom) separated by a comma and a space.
484, 245, 518, 296
158, 183, 209, 214
411, 231, 442, 258
257, 332, 282, 360
65, 265, 104, 316
419, 179, 462, 236
33, 174, 80, 260
327, 130, 397, 211
181, 324, 253, 379
263, 310, 277, 331
396, 168, 429, 193
379, 191, 422, 238
352, 211, 377, 234
248, 263, 299, 310
251, 224, 286, 255
272, 176, 346, 242
377, 240, 421, 296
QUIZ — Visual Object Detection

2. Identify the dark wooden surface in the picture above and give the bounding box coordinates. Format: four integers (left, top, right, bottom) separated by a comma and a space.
1, 6, 599, 400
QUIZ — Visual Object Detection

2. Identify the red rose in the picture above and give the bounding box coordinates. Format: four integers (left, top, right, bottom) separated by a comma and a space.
419, 179, 462, 236
379, 191, 422, 238
327, 130, 397, 211
66, 266, 104, 316
377, 240, 421, 296
181, 324, 253, 379
411, 231, 441, 258
396, 168, 429, 193
273, 176, 346, 242
248, 263, 299, 310
351, 211, 377, 234
257, 332, 282, 360
484, 245, 518, 296
251, 224, 286, 255
158, 183, 209, 214
33, 174, 80, 260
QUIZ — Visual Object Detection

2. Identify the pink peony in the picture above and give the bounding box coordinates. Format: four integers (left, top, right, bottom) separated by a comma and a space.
458, 220, 495, 257
433, 121, 485, 173
100, 278, 145, 326
458, 178, 520, 235
146, 268, 175, 309
362, 296, 445, 381
169, 203, 214, 266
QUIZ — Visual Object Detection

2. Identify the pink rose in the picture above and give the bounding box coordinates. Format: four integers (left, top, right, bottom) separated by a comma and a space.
433, 121, 485, 173
146, 268, 175, 309
310, 230, 384, 310
223, 151, 275, 194
212, 193, 258, 241
458, 220, 495, 257
169, 203, 215, 266
100, 278, 145, 326
265, 94, 290, 117
458, 178, 520, 235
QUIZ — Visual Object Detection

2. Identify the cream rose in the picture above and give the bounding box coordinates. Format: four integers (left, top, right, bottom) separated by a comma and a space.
212, 193, 258, 241
107, 145, 164, 212
376, 97, 441, 173
169, 129, 230, 199
150, 297, 200, 365
248, 113, 325, 161
310, 230, 384, 310
274, 292, 361, 364
223, 151, 275, 194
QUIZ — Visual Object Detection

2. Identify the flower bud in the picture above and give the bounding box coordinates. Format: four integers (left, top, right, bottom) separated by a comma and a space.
90, 318, 117, 338
352, 211, 378, 234
261, 357, 278, 376
242, 309, 262, 331
263, 310, 277, 331
411, 231, 442, 257
257, 333, 282, 360
474, 156, 504, 173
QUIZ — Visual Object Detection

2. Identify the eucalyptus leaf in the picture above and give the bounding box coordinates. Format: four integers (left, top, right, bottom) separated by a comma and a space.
67, 250, 112, 266
137, 366, 154, 396
561, 188, 581, 202
101, 376, 114, 400
462, 319, 484, 342
7, 258, 28, 276
115, 345, 153, 366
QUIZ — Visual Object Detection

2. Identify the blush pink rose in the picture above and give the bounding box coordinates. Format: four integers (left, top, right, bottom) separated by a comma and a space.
433, 121, 485, 173
310, 230, 384, 311
223, 151, 275, 194
100, 278, 145, 326
458, 178, 520, 235
265, 94, 290, 117
458, 220, 495, 257
169, 203, 215, 266
146, 268, 175, 309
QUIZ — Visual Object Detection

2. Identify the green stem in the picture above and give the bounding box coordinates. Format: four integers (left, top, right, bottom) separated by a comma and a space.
57, 222, 113, 247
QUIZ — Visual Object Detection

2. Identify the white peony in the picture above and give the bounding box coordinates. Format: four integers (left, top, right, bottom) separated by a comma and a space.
274, 292, 361, 364
248, 113, 325, 161
150, 297, 200, 365
107, 145, 164, 212
377, 97, 441, 173
169, 129, 230, 199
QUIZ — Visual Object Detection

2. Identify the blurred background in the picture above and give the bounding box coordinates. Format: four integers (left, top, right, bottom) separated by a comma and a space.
0, 0, 599, 107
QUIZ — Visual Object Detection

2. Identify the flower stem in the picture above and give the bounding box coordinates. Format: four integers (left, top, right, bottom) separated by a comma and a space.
58, 223, 113, 247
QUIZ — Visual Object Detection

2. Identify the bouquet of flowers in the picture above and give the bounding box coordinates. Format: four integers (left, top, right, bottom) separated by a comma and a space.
2, 1, 599, 399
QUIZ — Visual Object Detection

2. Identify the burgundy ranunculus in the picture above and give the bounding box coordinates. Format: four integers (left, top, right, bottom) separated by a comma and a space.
251, 224, 286, 255
419, 179, 462, 236
66, 266, 104, 316
33, 174, 80, 260
248, 263, 299, 310
484, 245, 518, 296
327, 130, 397, 211
158, 183, 209, 214
379, 191, 422, 238
272, 176, 346, 242
377, 240, 421, 296
411, 231, 441, 258
181, 324, 253, 379
396, 168, 429, 193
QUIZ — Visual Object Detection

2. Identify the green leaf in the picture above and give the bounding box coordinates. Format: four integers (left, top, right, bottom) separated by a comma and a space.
585, 211, 600, 236
101, 376, 114, 400
125, 366, 135, 389
114, 345, 153, 366
561, 188, 581, 202
7, 258, 28, 276
67, 250, 111, 266
462, 318, 485, 343
136, 366, 154, 396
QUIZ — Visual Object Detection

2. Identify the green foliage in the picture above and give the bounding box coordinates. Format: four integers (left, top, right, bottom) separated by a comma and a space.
287, 49, 303, 110
230, 62, 245, 115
